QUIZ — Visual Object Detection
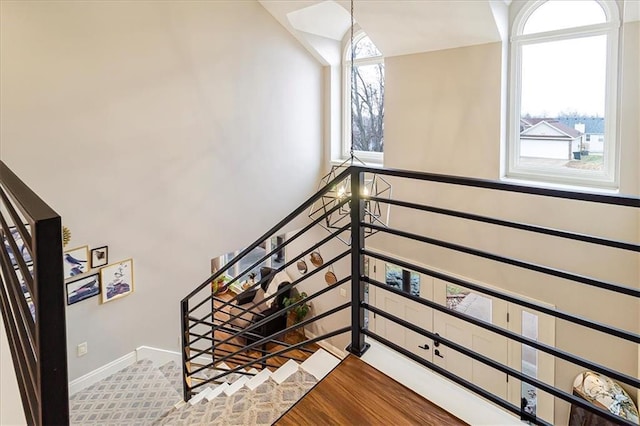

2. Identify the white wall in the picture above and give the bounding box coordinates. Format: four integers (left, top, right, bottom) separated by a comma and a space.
0, 0, 324, 381
380, 23, 639, 424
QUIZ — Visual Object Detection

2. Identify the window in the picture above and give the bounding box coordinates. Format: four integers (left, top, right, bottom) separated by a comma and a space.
344, 32, 384, 163
385, 263, 420, 297
508, 0, 619, 188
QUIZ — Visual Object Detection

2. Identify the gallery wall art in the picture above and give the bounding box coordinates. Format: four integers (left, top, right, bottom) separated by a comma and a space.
100, 259, 134, 304
66, 273, 100, 305
63, 245, 89, 279
90, 246, 108, 268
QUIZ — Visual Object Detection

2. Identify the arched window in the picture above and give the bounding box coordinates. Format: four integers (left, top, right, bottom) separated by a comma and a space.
344, 32, 384, 162
508, 0, 620, 188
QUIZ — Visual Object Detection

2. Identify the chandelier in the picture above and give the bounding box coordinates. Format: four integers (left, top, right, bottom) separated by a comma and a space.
308, 0, 391, 244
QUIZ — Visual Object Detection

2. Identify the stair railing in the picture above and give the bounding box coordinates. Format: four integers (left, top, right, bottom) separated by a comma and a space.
354, 165, 639, 426
180, 167, 355, 400
0, 161, 69, 426
181, 164, 639, 426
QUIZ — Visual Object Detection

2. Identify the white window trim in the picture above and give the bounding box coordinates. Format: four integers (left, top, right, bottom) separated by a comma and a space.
343, 31, 384, 165
506, 0, 621, 189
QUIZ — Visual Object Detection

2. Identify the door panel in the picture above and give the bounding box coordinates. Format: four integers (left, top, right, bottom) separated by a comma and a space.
371, 259, 433, 362
433, 278, 509, 400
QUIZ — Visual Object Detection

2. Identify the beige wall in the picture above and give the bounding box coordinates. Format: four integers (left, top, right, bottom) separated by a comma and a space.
0, 0, 324, 381
379, 23, 639, 424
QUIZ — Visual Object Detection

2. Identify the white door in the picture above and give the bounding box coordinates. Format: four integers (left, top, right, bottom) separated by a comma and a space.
369, 259, 434, 362
433, 278, 509, 401
507, 304, 556, 424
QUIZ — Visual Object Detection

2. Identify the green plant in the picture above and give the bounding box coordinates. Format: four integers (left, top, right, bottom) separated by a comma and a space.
283, 292, 310, 323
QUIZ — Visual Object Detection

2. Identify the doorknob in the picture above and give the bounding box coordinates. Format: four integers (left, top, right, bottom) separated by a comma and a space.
418, 343, 430, 350
433, 333, 441, 347
434, 349, 444, 358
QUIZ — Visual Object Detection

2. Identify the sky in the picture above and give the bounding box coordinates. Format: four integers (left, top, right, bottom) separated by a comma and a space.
519, 0, 608, 118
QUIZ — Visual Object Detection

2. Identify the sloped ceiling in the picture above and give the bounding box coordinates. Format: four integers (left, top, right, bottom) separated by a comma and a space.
259, 0, 508, 65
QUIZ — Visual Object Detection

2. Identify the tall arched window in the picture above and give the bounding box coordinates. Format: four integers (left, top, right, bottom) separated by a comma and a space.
508, 0, 620, 188
344, 32, 384, 162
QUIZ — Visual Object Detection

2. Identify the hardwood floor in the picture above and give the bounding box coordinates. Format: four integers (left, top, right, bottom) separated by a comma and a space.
276, 355, 468, 426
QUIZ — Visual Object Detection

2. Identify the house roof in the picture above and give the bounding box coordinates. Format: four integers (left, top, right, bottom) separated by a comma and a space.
556, 116, 604, 134
520, 118, 582, 138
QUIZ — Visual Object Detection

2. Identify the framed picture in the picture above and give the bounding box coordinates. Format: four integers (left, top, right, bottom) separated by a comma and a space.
90, 246, 108, 269
100, 259, 133, 304
64, 246, 89, 279
66, 273, 100, 305
2, 225, 32, 267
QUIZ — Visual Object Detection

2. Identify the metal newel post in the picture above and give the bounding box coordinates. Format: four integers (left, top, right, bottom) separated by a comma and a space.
348, 167, 370, 356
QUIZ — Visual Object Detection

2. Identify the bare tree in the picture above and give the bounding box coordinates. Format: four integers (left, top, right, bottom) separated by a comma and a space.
351, 63, 384, 152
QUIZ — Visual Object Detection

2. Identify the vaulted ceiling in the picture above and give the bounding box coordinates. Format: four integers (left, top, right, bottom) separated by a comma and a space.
258, 0, 511, 65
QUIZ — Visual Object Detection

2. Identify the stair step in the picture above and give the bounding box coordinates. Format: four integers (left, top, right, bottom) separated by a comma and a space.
189, 387, 212, 405
245, 368, 272, 390
300, 348, 340, 381
224, 375, 250, 396
271, 359, 300, 384
206, 382, 229, 401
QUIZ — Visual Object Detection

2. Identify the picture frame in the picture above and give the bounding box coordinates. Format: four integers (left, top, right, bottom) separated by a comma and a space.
100, 259, 134, 304
63, 245, 89, 280
90, 246, 108, 269
66, 273, 100, 305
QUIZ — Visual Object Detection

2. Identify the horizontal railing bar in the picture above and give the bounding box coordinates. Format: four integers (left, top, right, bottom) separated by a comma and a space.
366, 305, 636, 426
203, 252, 349, 335
0, 211, 35, 300
211, 198, 352, 304
366, 223, 640, 298
190, 301, 348, 380
360, 165, 640, 207
186, 329, 314, 363
369, 196, 639, 252
213, 326, 315, 356
362, 331, 542, 425
0, 186, 33, 255
185, 325, 294, 363
189, 219, 350, 316
203, 276, 348, 357
183, 167, 352, 301
0, 254, 37, 345
190, 346, 304, 367
365, 279, 640, 389
190, 326, 350, 393
200, 283, 349, 372
364, 250, 639, 344
189, 331, 309, 358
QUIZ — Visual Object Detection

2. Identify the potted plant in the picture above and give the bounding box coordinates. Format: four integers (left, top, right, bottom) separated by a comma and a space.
283, 291, 310, 324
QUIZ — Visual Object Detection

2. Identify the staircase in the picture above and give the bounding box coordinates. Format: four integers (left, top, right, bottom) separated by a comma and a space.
68, 348, 340, 426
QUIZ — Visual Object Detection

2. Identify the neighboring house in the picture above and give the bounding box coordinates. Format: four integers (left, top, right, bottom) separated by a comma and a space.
519, 118, 583, 160
557, 116, 605, 153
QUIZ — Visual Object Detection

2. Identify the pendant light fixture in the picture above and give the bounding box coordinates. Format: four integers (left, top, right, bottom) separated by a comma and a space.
308, 0, 391, 245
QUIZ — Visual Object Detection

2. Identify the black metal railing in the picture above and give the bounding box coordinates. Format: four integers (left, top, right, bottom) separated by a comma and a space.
180, 167, 354, 400
181, 165, 639, 425
0, 161, 69, 426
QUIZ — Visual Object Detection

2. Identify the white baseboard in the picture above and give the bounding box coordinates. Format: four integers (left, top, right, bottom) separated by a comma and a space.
304, 330, 347, 359
69, 346, 215, 395
361, 338, 521, 426
68, 351, 137, 396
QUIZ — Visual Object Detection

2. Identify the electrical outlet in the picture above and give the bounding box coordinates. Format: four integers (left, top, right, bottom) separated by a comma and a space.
340, 288, 347, 298
77, 342, 88, 357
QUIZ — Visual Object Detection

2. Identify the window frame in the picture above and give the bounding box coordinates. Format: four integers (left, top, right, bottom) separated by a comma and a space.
343, 31, 385, 164
507, 0, 620, 189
